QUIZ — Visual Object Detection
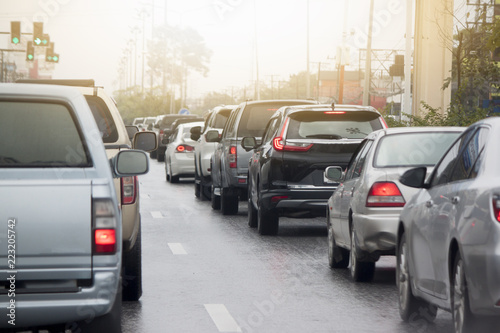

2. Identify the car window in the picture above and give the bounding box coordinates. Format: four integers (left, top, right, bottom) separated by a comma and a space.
286, 111, 383, 140
85, 96, 119, 143
374, 132, 461, 167
344, 140, 371, 181
352, 140, 373, 178
262, 117, 281, 144
449, 128, 488, 182
222, 107, 240, 139
0, 101, 91, 167
431, 128, 477, 187
212, 110, 231, 128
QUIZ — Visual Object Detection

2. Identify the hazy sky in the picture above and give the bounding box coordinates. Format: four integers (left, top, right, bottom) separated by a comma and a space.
0, 0, 409, 98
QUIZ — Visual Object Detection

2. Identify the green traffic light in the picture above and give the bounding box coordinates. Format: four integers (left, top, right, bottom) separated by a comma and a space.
12, 37, 20, 44
52, 55, 58, 61
27, 54, 34, 60
34, 38, 41, 45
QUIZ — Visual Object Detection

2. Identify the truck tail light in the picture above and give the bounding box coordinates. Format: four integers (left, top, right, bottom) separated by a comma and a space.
366, 182, 405, 207
492, 195, 500, 222
229, 146, 237, 168
121, 176, 137, 205
93, 199, 117, 254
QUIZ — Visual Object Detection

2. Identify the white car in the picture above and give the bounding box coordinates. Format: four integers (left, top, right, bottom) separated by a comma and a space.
165, 121, 205, 183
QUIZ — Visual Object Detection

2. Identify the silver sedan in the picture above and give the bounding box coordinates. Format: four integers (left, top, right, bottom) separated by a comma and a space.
326, 127, 463, 282
397, 117, 500, 332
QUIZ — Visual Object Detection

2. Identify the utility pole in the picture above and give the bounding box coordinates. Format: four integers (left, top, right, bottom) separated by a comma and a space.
363, 0, 374, 106
403, 0, 412, 119
306, 0, 310, 99
254, 0, 260, 100
338, 0, 349, 104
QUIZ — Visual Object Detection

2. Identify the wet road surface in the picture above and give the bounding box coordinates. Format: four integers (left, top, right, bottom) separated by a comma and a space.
122, 161, 456, 333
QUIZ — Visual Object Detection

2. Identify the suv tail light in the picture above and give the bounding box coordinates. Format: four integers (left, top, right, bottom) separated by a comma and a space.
121, 176, 137, 205
492, 195, 500, 222
93, 199, 117, 254
273, 118, 313, 152
366, 182, 405, 207
229, 146, 237, 168
176, 144, 194, 152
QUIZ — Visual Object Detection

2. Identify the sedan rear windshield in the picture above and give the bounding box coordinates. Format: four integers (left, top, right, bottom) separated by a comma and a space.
286, 111, 383, 140
374, 132, 461, 167
0, 101, 91, 167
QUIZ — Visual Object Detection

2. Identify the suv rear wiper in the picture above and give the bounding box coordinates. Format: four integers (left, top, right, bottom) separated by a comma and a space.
0, 156, 20, 164
305, 134, 343, 140
346, 128, 368, 136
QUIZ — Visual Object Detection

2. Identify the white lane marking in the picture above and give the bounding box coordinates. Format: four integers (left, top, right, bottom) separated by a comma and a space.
204, 304, 242, 332
151, 211, 163, 218
168, 243, 187, 255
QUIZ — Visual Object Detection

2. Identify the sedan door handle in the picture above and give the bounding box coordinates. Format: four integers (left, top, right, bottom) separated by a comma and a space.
451, 196, 460, 205
426, 200, 434, 208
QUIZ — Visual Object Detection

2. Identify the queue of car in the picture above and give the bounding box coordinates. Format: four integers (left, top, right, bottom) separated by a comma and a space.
157, 100, 499, 333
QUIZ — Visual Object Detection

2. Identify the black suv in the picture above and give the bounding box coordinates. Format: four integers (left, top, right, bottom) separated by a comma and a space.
243, 104, 387, 235
210, 100, 317, 215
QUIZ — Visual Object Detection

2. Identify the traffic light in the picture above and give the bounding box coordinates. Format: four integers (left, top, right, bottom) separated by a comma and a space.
33, 22, 43, 46
26, 42, 35, 61
11, 21, 21, 44
46, 43, 59, 63
41, 34, 50, 46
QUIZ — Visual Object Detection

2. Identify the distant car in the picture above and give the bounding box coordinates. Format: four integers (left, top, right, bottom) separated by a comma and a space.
155, 114, 203, 162
210, 99, 318, 215
243, 104, 388, 235
325, 127, 463, 282
396, 118, 500, 332
140, 116, 157, 131
192, 105, 237, 200
0, 83, 150, 331
132, 116, 144, 127
165, 121, 205, 183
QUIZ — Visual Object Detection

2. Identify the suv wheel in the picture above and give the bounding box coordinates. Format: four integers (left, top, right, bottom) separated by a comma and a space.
248, 193, 258, 228
157, 152, 165, 162
211, 186, 221, 210
194, 169, 201, 198
122, 222, 142, 301
221, 187, 238, 215
257, 203, 279, 235
350, 225, 375, 282
150, 150, 157, 159
201, 183, 212, 200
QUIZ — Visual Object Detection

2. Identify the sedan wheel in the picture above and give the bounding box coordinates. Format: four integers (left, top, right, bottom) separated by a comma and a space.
168, 162, 179, 183
350, 226, 375, 282
397, 232, 437, 322
328, 220, 349, 268
452, 254, 474, 333
221, 188, 238, 215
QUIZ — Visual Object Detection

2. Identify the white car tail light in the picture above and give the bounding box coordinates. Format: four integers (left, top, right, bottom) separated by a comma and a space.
492, 195, 500, 222
93, 199, 117, 254
176, 144, 194, 152
121, 176, 137, 205
366, 182, 405, 207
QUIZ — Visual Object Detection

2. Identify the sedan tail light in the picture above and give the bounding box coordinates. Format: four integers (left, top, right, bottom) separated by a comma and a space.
176, 144, 194, 152
121, 176, 137, 205
492, 195, 500, 222
93, 199, 117, 254
366, 182, 405, 207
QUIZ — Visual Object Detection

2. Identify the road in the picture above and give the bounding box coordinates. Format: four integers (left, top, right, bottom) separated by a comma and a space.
122, 160, 456, 333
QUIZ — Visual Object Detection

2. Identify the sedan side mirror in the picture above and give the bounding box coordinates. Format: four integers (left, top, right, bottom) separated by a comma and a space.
241, 137, 257, 151
400, 167, 427, 188
133, 131, 157, 152
324, 166, 343, 183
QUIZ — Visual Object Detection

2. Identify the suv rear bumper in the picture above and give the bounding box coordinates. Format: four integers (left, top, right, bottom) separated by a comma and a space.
260, 188, 336, 217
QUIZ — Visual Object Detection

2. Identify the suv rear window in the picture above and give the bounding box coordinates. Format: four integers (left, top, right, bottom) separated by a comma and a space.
85, 96, 118, 143
287, 111, 383, 140
0, 101, 91, 167
212, 109, 231, 128
238, 102, 311, 137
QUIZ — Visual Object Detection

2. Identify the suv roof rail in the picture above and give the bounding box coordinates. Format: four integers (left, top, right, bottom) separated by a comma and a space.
16, 79, 96, 87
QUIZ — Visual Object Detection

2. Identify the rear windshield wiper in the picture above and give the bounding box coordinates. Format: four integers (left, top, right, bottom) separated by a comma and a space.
0, 156, 20, 164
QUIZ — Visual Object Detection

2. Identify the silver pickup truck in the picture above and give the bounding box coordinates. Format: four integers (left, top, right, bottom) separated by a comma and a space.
0, 83, 153, 332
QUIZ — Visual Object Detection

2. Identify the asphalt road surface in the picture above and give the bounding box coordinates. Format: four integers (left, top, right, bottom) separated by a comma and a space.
122, 160, 457, 333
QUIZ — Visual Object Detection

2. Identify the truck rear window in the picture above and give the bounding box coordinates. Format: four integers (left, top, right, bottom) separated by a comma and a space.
85, 96, 118, 143
0, 101, 91, 167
